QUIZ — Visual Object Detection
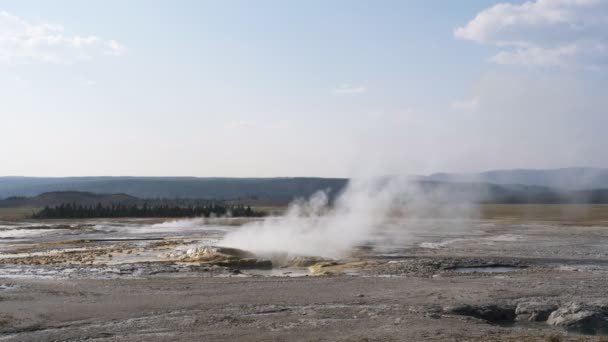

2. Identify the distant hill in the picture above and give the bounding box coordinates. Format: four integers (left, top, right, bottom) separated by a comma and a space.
0, 177, 348, 202
414, 181, 608, 204
2, 182, 608, 208
0, 191, 139, 208
423, 167, 608, 190
2, 169, 608, 204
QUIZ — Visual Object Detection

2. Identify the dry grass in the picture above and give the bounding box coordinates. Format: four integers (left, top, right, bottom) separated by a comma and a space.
480, 204, 608, 225
4, 204, 608, 225
543, 332, 564, 342
0, 207, 39, 220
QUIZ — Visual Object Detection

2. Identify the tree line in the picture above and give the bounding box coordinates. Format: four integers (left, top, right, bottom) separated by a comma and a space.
32, 202, 264, 219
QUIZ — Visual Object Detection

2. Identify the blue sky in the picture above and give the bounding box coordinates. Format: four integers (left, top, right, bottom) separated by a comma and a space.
1, 0, 607, 177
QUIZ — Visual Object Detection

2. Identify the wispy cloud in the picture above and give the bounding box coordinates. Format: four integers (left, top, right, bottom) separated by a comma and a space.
331, 84, 368, 95
451, 96, 480, 112
0, 11, 125, 65
455, 0, 608, 68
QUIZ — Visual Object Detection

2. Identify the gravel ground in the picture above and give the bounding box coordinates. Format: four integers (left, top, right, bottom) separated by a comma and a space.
1, 216, 608, 341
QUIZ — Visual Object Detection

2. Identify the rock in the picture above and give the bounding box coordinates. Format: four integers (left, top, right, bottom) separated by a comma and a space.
184, 246, 256, 261
308, 262, 340, 275
515, 302, 557, 322
179, 246, 271, 269
288, 256, 330, 267
444, 304, 516, 323
546, 302, 608, 334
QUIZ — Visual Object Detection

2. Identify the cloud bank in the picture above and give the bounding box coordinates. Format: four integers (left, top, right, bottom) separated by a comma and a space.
455, 0, 608, 68
0, 11, 124, 65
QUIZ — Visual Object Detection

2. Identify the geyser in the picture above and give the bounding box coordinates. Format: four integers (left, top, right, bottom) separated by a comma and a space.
219, 176, 479, 259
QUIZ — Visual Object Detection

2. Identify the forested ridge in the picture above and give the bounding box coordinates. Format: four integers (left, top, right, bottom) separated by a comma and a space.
32, 202, 264, 219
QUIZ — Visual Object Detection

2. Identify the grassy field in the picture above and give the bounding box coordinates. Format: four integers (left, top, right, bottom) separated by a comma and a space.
3, 204, 608, 225
258, 204, 608, 225
0, 208, 40, 220
480, 204, 608, 225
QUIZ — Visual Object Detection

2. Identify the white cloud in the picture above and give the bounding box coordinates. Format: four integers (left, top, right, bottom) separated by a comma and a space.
331, 84, 367, 94
0, 11, 125, 65
455, 0, 608, 67
451, 96, 480, 112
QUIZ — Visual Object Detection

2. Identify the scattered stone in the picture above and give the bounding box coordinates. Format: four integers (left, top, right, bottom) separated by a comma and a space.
515, 302, 557, 322
546, 302, 608, 334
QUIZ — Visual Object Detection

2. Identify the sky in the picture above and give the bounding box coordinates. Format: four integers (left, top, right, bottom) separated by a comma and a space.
1, 0, 607, 177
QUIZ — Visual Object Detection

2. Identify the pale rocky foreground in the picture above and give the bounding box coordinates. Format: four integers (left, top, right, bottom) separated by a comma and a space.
2, 214, 608, 341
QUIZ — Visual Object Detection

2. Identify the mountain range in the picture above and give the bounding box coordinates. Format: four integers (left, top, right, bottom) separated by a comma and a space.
1, 168, 607, 203
423, 167, 608, 190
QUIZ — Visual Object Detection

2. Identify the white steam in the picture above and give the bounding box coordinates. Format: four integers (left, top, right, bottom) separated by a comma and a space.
219, 176, 478, 259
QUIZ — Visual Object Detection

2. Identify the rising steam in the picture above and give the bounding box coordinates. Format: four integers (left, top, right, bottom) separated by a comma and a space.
219, 176, 479, 259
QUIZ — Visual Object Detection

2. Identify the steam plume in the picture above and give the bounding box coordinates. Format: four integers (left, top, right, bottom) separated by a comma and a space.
219, 176, 479, 259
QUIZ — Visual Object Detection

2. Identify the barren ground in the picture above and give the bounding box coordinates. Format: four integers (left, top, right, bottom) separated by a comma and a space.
1, 205, 608, 341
